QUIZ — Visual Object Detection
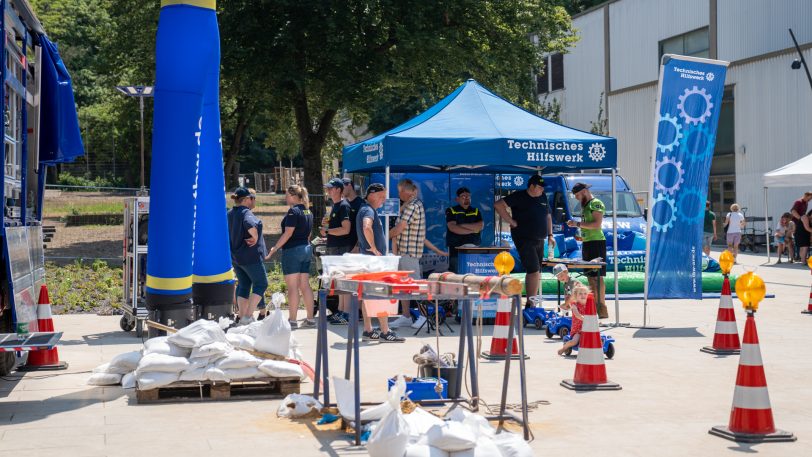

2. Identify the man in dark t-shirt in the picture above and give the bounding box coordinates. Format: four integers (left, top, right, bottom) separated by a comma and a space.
321, 178, 353, 255
446, 187, 484, 272
494, 175, 554, 306
342, 177, 364, 251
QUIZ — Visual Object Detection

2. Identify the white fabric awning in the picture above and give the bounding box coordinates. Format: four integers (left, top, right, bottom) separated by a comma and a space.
763, 153, 812, 188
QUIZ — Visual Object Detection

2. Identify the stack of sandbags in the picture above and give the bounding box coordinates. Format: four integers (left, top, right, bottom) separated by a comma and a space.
87, 350, 142, 386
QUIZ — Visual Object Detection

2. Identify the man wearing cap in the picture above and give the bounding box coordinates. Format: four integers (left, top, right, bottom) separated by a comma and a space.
446, 187, 484, 273
356, 183, 405, 342
494, 175, 554, 308
342, 177, 364, 252
321, 178, 353, 324
567, 182, 609, 319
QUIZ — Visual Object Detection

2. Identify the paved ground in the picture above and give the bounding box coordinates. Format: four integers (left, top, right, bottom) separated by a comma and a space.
1, 249, 811, 456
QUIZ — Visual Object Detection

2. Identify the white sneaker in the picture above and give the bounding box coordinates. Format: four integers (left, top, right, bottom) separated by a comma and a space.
389, 315, 413, 328
411, 315, 427, 329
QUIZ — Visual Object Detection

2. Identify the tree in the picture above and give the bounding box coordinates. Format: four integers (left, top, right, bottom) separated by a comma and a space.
589, 92, 609, 135
219, 0, 575, 195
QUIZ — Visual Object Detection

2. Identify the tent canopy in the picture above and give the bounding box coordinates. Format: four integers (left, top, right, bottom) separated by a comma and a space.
343, 79, 617, 173
763, 152, 812, 188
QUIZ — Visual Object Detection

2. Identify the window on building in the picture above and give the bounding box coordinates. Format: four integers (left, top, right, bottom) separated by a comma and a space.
537, 53, 564, 94
659, 27, 709, 61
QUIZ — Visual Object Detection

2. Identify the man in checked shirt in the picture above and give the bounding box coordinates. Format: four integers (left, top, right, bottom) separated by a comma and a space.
389, 178, 427, 329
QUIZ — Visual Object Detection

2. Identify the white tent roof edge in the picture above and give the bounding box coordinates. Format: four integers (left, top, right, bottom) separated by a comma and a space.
763, 152, 812, 188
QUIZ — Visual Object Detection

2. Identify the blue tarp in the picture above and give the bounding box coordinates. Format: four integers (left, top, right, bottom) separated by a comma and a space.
343, 79, 617, 173
38, 35, 84, 165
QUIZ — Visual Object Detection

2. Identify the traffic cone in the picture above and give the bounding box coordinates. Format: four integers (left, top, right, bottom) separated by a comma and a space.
561, 294, 620, 391
802, 283, 812, 314
701, 274, 741, 355
482, 296, 527, 360
709, 312, 795, 442
20, 285, 68, 371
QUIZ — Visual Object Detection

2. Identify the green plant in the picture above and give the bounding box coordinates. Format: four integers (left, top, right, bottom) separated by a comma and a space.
46, 260, 124, 314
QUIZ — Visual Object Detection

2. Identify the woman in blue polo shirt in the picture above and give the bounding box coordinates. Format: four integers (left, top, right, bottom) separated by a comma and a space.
227, 187, 268, 325
266, 185, 315, 329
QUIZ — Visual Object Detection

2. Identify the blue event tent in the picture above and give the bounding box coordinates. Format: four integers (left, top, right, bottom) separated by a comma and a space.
343, 79, 616, 174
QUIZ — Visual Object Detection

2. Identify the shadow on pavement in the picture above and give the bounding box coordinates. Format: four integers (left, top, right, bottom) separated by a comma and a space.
632, 327, 704, 338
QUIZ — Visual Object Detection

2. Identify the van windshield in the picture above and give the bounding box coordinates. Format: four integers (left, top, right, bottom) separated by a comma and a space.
567, 191, 643, 218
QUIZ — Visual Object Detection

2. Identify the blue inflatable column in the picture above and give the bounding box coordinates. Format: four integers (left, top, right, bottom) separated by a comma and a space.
192, 27, 236, 321
146, 0, 222, 333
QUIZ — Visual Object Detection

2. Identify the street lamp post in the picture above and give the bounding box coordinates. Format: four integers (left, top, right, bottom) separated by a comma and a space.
115, 85, 154, 193
789, 28, 812, 92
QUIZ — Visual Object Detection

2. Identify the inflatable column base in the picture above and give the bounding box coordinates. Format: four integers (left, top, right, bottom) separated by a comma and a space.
146, 293, 195, 338
193, 282, 236, 321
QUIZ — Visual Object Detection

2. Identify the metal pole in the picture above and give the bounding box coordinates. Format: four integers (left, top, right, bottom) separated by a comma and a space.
139, 96, 145, 190
764, 187, 770, 263
351, 294, 362, 446
514, 295, 530, 440
611, 169, 620, 325
789, 28, 812, 92
385, 165, 390, 254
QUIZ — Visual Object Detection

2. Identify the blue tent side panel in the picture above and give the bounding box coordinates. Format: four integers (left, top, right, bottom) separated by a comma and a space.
38, 35, 84, 165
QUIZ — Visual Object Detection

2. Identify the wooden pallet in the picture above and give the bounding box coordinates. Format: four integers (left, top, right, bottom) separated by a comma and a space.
135, 376, 300, 404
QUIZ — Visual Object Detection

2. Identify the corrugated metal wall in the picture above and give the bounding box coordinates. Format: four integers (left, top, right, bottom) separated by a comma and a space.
726, 48, 812, 227
607, 84, 658, 194
609, 0, 708, 91
718, 0, 812, 62
560, 9, 605, 131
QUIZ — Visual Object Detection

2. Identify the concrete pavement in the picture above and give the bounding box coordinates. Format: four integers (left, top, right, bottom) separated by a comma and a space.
1, 249, 811, 456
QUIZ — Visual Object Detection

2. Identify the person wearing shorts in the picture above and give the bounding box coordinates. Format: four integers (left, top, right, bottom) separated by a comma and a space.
267, 185, 314, 329
494, 175, 554, 308
703, 201, 717, 257
724, 203, 745, 261
227, 187, 268, 325
567, 182, 608, 319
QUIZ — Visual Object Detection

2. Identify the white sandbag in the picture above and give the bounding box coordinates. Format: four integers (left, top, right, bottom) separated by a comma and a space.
92, 362, 111, 374
108, 351, 143, 374
288, 334, 303, 360
167, 319, 227, 348
187, 354, 225, 369
222, 366, 263, 380
333, 376, 393, 421
427, 422, 477, 452
136, 371, 179, 390
218, 316, 234, 330
136, 353, 190, 374
405, 443, 450, 457
121, 372, 136, 389
404, 408, 445, 440
205, 367, 230, 382
449, 437, 502, 457
190, 341, 232, 359
253, 297, 291, 357
87, 372, 122, 386
277, 394, 324, 418
491, 433, 534, 457
179, 365, 209, 382
258, 360, 304, 379
143, 336, 191, 357
463, 414, 495, 438
367, 375, 410, 457
215, 350, 261, 370
226, 333, 255, 351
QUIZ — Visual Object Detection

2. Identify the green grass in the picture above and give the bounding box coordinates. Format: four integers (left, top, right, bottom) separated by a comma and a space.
45, 201, 125, 216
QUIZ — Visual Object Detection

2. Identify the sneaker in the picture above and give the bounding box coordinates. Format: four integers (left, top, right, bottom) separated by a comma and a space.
257, 311, 267, 321
239, 316, 255, 326
289, 320, 299, 330
390, 315, 413, 328
301, 319, 316, 329
410, 315, 427, 329
329, 313, 348, 325
379, 331, 405, 343
362, 329, 381, 341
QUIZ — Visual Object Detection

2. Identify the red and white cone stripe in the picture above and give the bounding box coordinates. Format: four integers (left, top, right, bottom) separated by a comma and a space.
37, 301, 54, 332
572, 295, 608, 384
727, 314, 775, 435
804, 285, 812, 313
486, 297, 518, 356
712, 278, 740, 349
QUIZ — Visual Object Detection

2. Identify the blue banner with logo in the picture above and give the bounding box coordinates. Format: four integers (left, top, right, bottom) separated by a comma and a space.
646, 55, 729, 299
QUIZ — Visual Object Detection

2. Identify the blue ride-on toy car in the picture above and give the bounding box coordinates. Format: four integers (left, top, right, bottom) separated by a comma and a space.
561, 333, 616, 359
545, 314, 572, 339
522, 307, 557, 330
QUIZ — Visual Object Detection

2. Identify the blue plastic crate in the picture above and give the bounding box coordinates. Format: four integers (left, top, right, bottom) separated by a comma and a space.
388, 377, 448, 401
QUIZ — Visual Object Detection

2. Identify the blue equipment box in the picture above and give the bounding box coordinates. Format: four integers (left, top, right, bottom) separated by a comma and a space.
388, 376, 448, 401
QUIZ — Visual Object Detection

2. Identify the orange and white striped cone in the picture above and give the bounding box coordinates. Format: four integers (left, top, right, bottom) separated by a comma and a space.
561, 294, 620, 391
482, 296, 527, 360
20, 285, 68, 371
710, 311, 795, 442
701, 275, 741, 355
802, 282, 812, 314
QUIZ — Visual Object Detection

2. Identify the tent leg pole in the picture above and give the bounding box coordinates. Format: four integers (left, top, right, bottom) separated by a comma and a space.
610, 169, 624, 327
765, 187, 770, 264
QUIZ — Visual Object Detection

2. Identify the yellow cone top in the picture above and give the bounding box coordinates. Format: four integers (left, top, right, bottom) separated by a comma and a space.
807, 255, 812, 270
719, 250, 734, 274
735, 271, 765, 311
494, 251, 515, 276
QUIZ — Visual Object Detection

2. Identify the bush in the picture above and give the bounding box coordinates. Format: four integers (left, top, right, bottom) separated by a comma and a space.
57, 172, 124, 189
47, 260, 124, 314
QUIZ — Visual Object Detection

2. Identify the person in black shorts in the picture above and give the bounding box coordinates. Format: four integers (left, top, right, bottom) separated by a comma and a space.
494, 175, 554, 308
446, 187, 484, 272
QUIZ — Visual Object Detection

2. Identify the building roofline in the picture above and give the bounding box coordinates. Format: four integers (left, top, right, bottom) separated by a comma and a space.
571, 0, 619, 20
